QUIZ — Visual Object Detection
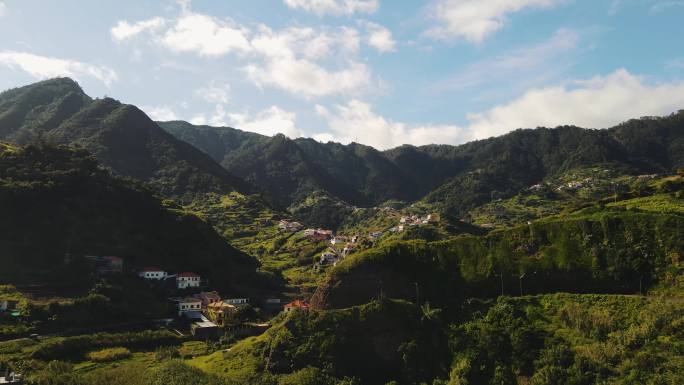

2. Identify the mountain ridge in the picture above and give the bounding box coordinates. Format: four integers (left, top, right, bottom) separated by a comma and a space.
0, 78, 252, 198
159, 110, 684, 214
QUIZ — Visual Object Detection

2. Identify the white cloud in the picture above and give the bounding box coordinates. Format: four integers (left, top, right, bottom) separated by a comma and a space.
246, 59, 370, 98
425, 0, 562, 43
317, 69, 684, 149
142, 105, 179, 121
245, 25, 369, 97
190, 114, 208, 125
250, 25, 360, 60
111, 17, 166, 41
195, 105, 302, 137
283, 0, 379, 16
0, 2, 6, 18
111, 12, 375, 98
464, 69, 684, 140
227, 106, 303, 137
162, 13, 251, 56
362, 21, 396, 53
0, 51, 118, 86
316, 100, 464, 149
195, 82, 230, 104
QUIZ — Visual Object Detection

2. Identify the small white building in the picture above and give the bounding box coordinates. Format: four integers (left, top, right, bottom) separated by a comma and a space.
138, 268, 167, 280
176, 297, 202, 316
176, 272, 201, 289
0, 299, 19, 312
224, 298, 249, 306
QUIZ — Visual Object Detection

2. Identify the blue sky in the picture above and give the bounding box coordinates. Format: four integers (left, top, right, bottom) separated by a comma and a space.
1, 0, 684, 149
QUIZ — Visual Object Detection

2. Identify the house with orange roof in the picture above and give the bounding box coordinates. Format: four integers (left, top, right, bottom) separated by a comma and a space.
283, 300, 310, 313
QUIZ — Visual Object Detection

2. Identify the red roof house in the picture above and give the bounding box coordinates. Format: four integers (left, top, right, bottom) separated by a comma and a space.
284, 300, 310, 312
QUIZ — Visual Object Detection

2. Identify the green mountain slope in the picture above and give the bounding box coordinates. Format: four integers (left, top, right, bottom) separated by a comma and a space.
160, 121, 417, 209
160, 111, 684, 217
0, 142, 259, 293
0, 78, 250, 198
311, 207, 684, 309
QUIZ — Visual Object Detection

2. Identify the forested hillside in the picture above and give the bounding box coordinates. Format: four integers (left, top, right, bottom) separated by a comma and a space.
160, 111, 684, 215
0, 142, 260, 293
0, 78, 250, 198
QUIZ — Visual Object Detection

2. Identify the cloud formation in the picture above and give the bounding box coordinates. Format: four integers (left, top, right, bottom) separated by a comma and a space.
464, 68, 684, 140
195, 81, 231, 104
142, 105, 180, 121
111, 11, 376, 98
225, 106, 303, 138
111, 17, 166, 41
283, 0, 379, 16
0, 51, 118, 86
425, 0, 561, 43
362, 21, 396, 53
317, 69, 684, 149
0, 2, 6, 18
316, 100, 463, 149
162, 13, 251, 57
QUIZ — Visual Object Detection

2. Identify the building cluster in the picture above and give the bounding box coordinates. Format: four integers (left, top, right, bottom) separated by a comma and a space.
138, 268, 202, 290
388, 213, 439, 233
303, 228, 334, 241
278, 220, 304, 232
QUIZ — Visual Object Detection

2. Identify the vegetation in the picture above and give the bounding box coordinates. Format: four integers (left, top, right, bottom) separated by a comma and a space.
86, 347, 131, 363
313, 207, 684, 309
0, 142, 261, 295
2, 78, 684, 385
0, 78, 250, 198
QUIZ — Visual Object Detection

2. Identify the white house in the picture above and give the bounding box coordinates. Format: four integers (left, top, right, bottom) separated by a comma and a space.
224, 298, 249, 306
177, 297, 202, 316
138, 268, 167, 280
176, 272, 201, 289
0, 299, 19, 312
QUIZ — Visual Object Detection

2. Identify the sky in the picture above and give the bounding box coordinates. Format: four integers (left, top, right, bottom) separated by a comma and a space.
1, 0, 684, 150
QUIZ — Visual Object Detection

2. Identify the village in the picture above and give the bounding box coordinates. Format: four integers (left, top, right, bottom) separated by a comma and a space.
278, 212, 440, 271
115, 259, 313, 339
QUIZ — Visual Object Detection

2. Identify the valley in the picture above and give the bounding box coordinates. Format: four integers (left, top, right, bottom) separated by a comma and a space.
0, 79, 683, 385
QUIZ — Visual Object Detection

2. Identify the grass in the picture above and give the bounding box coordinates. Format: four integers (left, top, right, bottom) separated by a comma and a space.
607, 193, 684, 214
86, 347, 132, 362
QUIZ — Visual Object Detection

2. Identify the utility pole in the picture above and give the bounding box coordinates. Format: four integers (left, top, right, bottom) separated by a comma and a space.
500, 272, 504, 297
519, 272, 526, 296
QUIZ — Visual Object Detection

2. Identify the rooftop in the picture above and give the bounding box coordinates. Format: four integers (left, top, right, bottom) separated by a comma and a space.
285, 299, 310, 309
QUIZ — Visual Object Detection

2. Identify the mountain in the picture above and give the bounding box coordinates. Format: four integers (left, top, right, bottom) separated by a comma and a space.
0, 78, 250, 198
0, 142, 260, 293
159, 121, 425, 208
159, 111, 684, 215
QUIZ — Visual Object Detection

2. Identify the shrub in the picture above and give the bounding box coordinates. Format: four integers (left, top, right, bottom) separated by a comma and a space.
87, 347, 131, 362
155, 346, 180, 361
31, 330, 178, 360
